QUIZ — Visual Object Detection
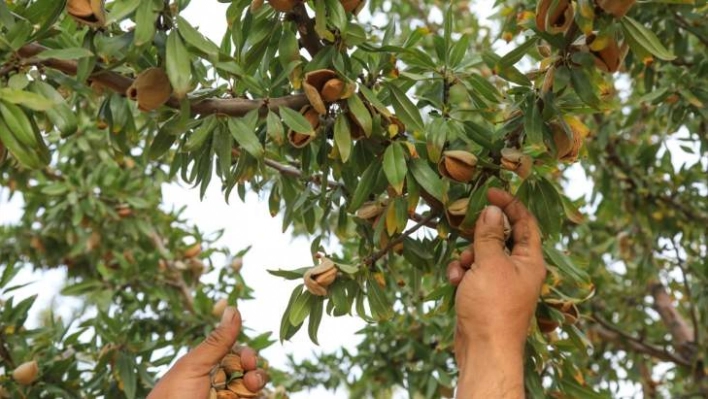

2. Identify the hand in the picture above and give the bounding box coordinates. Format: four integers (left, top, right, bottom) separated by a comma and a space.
447, 188, 546, 398
147, 307, 268, 399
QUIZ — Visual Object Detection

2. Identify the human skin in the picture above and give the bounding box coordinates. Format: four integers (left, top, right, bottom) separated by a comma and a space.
147, 306, 268, 399
446, 188, 547, 398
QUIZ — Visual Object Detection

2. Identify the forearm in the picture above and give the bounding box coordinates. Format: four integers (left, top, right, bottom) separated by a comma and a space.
456, 341, 525, 399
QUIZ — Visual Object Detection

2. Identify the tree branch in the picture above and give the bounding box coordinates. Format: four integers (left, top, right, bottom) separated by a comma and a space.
650, 282, 695, 360
364, 212, 438, 266
288, 4, 322, 58
590, 313, 691, 367
603, 138, 708, 225
16, 43, 309, 117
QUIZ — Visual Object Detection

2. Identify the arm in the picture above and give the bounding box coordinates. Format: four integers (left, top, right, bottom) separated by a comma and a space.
447, 188, 546, 398
456, 339, 524, 398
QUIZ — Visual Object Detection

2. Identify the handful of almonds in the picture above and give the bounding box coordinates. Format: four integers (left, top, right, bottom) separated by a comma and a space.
209, 351, 263, 399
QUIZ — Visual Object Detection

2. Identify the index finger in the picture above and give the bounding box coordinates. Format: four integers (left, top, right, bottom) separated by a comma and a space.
486, 188, 543, 259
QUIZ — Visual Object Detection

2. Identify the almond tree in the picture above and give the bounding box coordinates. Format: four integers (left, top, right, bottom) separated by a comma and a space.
1, 0, 707, 398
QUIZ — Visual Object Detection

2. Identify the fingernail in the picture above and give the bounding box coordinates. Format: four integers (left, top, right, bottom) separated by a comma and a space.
219, 306, 236, 328
484, 205, 502, 225
448, 267, 462, 282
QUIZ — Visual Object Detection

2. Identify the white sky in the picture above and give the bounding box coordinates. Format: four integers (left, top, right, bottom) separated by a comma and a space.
2, 1, 704, 398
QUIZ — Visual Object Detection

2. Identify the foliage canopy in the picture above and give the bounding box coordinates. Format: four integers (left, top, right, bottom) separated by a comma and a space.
1, 0, 707, 398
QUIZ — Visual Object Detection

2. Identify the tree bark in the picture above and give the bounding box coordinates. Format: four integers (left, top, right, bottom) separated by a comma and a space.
15, 43, 310, 117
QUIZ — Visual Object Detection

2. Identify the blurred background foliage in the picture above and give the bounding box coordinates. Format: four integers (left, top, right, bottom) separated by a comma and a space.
0, 0, 707, 397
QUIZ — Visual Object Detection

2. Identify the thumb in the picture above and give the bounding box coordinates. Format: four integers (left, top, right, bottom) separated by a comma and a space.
183, 306, 241, 371
473, 205, 507, 261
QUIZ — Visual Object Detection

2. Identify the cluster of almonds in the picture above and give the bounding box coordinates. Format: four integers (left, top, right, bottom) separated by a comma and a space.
536, 0, 636, 73
264, 0, 365, 14
288, 69, 406, 148
66, 0, 106, 27
497, 112, 589, 183
209, 353, 261, 399
288, 70, 356, 148
303, 257, 338, 296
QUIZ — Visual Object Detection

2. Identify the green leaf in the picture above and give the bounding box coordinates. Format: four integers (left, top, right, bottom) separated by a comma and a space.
347, 95, 373, 137
467, 74, 502, 104
329, 283, 349, 313
498, 37, 538, 67
228, 117, 264, 158
116, 352, 137, 399
149, 129, 177, 160
280, 107, 315, 135
517, 177, 563, 238
314, 0, 336, 42
29, 81, 77, 137
387, 83, 425, 133
184, 116, 217, 152
177, 16, 220, 61
382, 142, 408, 195
166, 30, 192, 99
289, 290, 314, 326
324, 0, 347, 32
621, 17, 676, 61
36, 47, 94, 60
334, 113, 353, 163
22, 0, 66, 36
359, 85, 391, 118
543, 246, 591, 284
268, 267, 309, 280
524, 95, 544, 145
266, 110, 285, 145
0, 88, 56, 111
60, 281, 103, 296
107, 0, 141, 23
570, 68, 600, 109
349, 161, 382, 211
366, 276, 393, 321
308, 297, 324, 345
448, 33, 471, 68
133, 0, 158, 46
280, 285, 304, 341
213, 123, 234, 175
409, 159, 444, 202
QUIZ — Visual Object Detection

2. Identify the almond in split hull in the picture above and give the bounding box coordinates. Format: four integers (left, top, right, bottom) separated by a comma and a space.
12, 361, 39, 386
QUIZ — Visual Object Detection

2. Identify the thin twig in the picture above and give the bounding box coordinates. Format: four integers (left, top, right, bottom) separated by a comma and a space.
673, 12, 708, 48
231, 148, 344, 190
364, 212, 438, 266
